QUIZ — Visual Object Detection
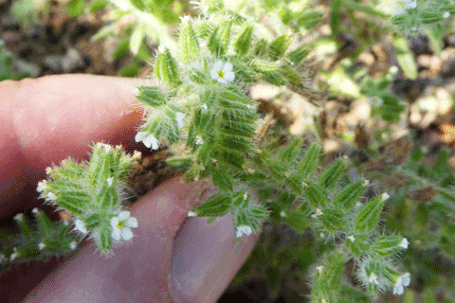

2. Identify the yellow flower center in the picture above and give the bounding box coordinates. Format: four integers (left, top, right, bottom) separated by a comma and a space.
217, 70, 225, 78
117, 220, 125, 229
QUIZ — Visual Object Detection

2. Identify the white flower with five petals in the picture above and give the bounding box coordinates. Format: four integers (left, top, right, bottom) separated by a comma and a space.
393, 273, 411, 295
135, 131, 159, 150
111, 211, 138, 241
210, 60, 235, 84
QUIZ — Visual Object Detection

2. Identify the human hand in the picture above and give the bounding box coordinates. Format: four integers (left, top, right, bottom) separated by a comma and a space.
0, 75, 260, 303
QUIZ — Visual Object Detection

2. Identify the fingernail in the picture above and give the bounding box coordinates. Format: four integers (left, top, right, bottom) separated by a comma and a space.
170, 213, 257, 303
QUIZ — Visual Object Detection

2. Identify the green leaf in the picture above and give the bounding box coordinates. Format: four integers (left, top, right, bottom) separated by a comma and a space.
212, 167, 235, 191
192, 193, 232, 217
89, 0, 108, 12
234, 25, 254, 56
98, 226, 113, 254
66, 0, 85, 18
33, 209, 55, 240
330, 0, 342, 36
355, 195, 385, 232
304, 182, 328, 209
286, 45, 310, 66
269, 34, 293, 61
284, 211, 309, 233
297, 144, 320, 177
393, 35, 417, 79
135, 86, 168, 107
129, 24, 145, 55
343, 1, 390, 18
333, 180, 366, 210
371, 236, 406, 257
178, 19, 200, 64
208, 20, 232, 56
154, 48, 180, 86
319, 208, 346, 233
318, 158, 345, 190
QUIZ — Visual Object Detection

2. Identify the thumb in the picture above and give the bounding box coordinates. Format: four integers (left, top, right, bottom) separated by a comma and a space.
22, 175, 260, 303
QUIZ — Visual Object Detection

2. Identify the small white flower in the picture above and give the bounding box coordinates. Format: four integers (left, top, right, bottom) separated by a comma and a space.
111, 211, 138, 241
135, 131, 160, 150
316, 265, 324, 275
176, 112, 186, 129
32, 208, 39, 214
404, 0, 416, 10
158, 45, 166, 53
389, 66, 399, 74
363, 179, 370, 187
36, 180, 48, 193
236, 225, 253, 238
107, 177, 114, 187
246, 104, 256, 110
74, 219, 88, 234
444, 11, 451, 19
195, 135, 204, 145
382, 192, 390, 201
179, 16, 190, 23
46, 192, 57, 201
311, 208, 324, 218
200, 103, 208, 111
45, 166, 53, 174
393, 273, 411, 295
368, 96, 383, 107
347, 235, 356, 242
14, 213, 24, 221
243, 192, 248, 200
280, 211, 286, 217
10, 248, 19, 261
399, 238, 409, 249
133, 87, 141, 97
38, 242, 46, 250
70, 241, 77, 250
369, 273, 379, 285
187, 211, 197, 217
210, 60, 235, 84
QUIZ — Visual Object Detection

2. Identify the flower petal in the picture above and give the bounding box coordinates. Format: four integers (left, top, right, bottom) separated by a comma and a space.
217, 77, 228, 84
135, 131, 147, 143
224, 71, 235, 82
111, 217, 119, 229
112, 228, 121, 241
127, 217, 138, 228
223, 62, 233, 73
118, 211, 130, 221
121, 228, 134, 241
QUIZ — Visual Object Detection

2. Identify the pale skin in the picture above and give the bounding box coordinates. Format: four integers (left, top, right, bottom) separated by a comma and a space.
0, 75, 259, 303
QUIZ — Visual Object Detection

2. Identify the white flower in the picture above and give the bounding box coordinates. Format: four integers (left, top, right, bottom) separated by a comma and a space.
179, 15, 190, 23
363, 179, 370, 187
36, 180, 48, 193
404, 0, 416, 10
14, 213, 24, 221
444, 11, 451, 19
195, 135, 204, 145
347, 235, 356, 242
176, 112, 186, 129
311, 208, 324, 218
107, 177, 114, 187
187, 211, 197, 217
369, 273, 379, 285
399, 238, 409, 249
246, 104, 256, 110
200, 103, 208, 111
158, 45, 166, 53
382, 192, 390, 201
280, 211, 286, 217
0, 254, 6, 263
133, 87, 141, 97
316, 265, 324, 275
210, 60, 235, 84
368, 96, 383, 107
10, 248, 19, 261
70, 241, 77, 250
38, 242, 46, 250
46, 192, 57, 201
111, 211, 138, 241
393, 273, 411, 295
236, 225, 253, 238
135, 131, 160, 150
74, 219, 88, 234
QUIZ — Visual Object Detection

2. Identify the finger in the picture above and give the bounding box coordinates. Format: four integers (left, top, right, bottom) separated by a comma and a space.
19, 176, 260, 303
0, 75, 148, 217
